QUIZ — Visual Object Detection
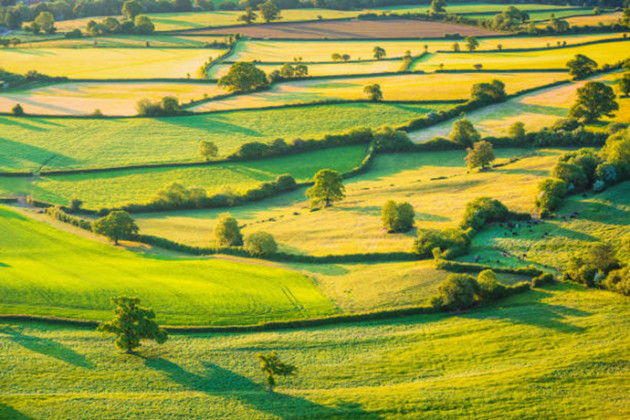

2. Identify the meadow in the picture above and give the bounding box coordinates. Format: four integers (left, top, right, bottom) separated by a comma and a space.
0, 102, 444, 172
31, 34, 230, 48
558, 11, 623, 26
0, 205, 337, 325
469, 8, 596, 22
1, 283, 628, 419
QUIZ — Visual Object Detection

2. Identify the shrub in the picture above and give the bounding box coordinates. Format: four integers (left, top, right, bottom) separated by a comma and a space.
563, 242, 620, 287
551, 161, 589, 191
430, 274, 479, 311
412, 228, 470, 259
136, 96, 181, 117
11, 103, 24, 116
602, 266, 630, 296
449, 118, 480, 148
373, 126, 413, 152
460, 197, 511, 231
476, 269, 507, 301
218, 62, 269, 93
471, 79, 506, 103
531, 273, 555, 288
535, 178, 568, 217
381, 200, 415, 233
244, 231, 278, 256
215, 213, 243, 246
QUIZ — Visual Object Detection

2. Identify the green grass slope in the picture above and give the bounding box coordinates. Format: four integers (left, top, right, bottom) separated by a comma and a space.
0, 283, 628, 419
0, 206, 337, 325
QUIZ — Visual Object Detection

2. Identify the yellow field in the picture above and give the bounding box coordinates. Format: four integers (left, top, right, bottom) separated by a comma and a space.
31, 34, 229, 48
0, 82, 225, 116
192, 72, 568, 112
0, 48, 224, 79
549, 12, 622, 26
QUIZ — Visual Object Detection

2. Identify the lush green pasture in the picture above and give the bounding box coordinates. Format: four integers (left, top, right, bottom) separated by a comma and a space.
135, 148, 561, 254
0, 102, 443, 172
193, 72, 567, 112
0, 205, 337, 325
0, 48, 221, 79
469, 8, 594, 22
413, 40, 630, 71
1, 283, 628, 419
0, 81, 225, 116
32, 34, 229, 48
6, 146, 366, 208
468, 180, 630, 271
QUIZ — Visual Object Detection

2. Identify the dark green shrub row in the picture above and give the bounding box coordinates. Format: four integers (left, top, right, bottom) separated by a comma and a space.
435, 259, 544, 277
0, 197, 18, 204
532, 273, 556, 288
460, 197, 530, 232
45, 206, 93, 231
25, 196, 54, 209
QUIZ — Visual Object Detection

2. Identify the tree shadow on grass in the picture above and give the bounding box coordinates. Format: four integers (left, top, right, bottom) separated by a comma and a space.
463, 287, 591, 334
0, 403, 32, 420
0, 325, 93, 369
143, 357, 382, 419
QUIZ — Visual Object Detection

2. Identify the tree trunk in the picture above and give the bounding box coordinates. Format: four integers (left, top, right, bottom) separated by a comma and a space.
268, 385, 274, 393
126, 348, 134, 355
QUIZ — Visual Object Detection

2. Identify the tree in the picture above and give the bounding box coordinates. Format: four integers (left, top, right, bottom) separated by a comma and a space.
199, 140, 218, 161
452, 42, 460, 52
381, 200, 414, 233
535, 178, 567, 217
623, 6, 630, 28
430, 274, 479, 311
509, 121, 526, 141
134, 15, 154, 35
619, 73, 630, 97
122, 0, 142, 20
258, 0, 281, 23
238, 7, 257, 24
566, 54, 597, 80
431, 0, 446, 13
257, 352, 297, 392
215, 213, 243, 246
98, 296, 167, 354
465, 36, 479, 52
363, 83, 383, 101
93, 211, 138, 245
471, 79, 506, 103
69, 198, 83, 212
244, 231, 277, 256
34, 11, 55, 34
373, 46, 386, 60
11, 103, 24, 116
569, 81, 618, 123
218, 62, 268, 93
465, 140, 495, 170
341, 54, 350, 62
306, 169, 345, 208
331, 53, 341, 61
473, 63, 483, 71
449, 117, 480, 147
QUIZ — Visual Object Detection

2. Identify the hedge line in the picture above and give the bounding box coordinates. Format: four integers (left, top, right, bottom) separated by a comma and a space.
435, 259, 545, 277
435, 36, 630, 54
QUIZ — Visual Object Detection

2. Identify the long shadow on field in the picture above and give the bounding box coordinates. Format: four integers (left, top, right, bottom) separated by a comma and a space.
0, 137, 77, 169
464, 287, 591, 334
0, 325, 93, 369
157, 114, 262, 137
0, 403, 32, 420
144, 357, 382, 419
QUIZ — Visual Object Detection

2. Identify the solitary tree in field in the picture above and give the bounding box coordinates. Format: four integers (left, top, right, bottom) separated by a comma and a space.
134, 15, 155, 34
363, 83, 383, 101
465, 36, 479, 51
215, 212, 243, 246
569, 81, 618, 123
98, 296, 167, 354
34, 11, 55, 34
331, 53, 341, 61
238, 7, 257, 24
11, 103, 24, 116
341, 54, 351, 62
122, 0, 142, 20
306, 169, 345, 208
257, 352, 297, 392
449, 117, 480, 148
452, 42, 460, 52
373, 46, 386, 60
509, 121, 526, 141
218, 62, 268, 92
619, 73, 630, 97
566, 54, 597, 80
473, 63, 483, 71
465, 140, 495, 170
199, 140, 218, 161
258, 0, 281, 23
381, 200, 415, 233
431, 0, 446, 13
244, 231, 277, 256
93, 211, 139, 245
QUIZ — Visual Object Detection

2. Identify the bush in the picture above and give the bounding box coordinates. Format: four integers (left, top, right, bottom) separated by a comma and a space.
215, 213, 243, 246
430, 273, 479, 311
381, 200, 414, 233
460, 197, 515, 232
476, 269, 507, 301
551, 161, 589, 191
374, 127, 414, 152
602, 266, 630, 296
412, 228, 470, 259
11, 103, 24, 116
563, 243, 620, 287
136, 96, 181, 117
244, 231, 278, 256
449, 118, 480, 148
531, 273, 555, 288
535, 178, 568, 217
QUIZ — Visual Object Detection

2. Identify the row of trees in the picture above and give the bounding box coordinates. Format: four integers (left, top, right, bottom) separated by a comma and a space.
85, 14, 155, 36
238, 0, 281, 24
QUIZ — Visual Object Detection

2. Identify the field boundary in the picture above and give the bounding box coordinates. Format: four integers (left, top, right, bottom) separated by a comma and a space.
434, 36, 630, 53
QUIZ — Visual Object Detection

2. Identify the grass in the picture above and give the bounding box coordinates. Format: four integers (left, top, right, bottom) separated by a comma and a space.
208, 60, 402, 78
470, 8, 595, 22
412, 40, 630, 71
0, 102, 445, 172
0, 81, 226, 116
0, 47, 222, 79
134, 148, 563, 255
193, 72, 568, 112
0, 205, 337, 325
0, 282, 628, 419
1, 145, 367, 209
29, 34, 230, 48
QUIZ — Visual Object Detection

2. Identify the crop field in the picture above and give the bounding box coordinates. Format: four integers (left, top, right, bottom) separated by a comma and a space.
560, 11, 623, 26
0, 48, 221, 79
0, 102, 444, 172
470, 8, 595, 22
5, 146, 367, 208
0, 81, 224, 116
412, 40, 630, 71
193, 72, 568, 112
1, 283, 628, 419
0, 205, 337, 325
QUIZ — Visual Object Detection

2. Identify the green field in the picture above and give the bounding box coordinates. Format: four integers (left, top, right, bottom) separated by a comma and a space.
469, 8, 595, 22
413, 40, 630, 71
373, 3, 579, 14
0, 102, 445, 172
0, 205, 337, 325
30, 34, 230, 48
1, 282, 628, 419
193, 72, 568, 112
0, 81, 225, 116
2, 146, 366, 208
0, 48, 222, 79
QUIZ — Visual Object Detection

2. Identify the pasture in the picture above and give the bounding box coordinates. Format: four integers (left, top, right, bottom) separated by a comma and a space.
1, 283, 628, 419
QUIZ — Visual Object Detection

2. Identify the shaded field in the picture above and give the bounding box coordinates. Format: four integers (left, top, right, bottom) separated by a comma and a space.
0, 81, 225, 116
0, 48, 222, 79
135, 148, 562, 255
470, 8, 594, 22
1, 283, 628, 419
0, 205, 337, 325
412, 40, 630, 71
1, 146, 367, 209
544, 11, 623, 27
29, 34, 230, 48
186, 19, 499, 39
0, 102, 445, 172
193, 72, 568, 112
